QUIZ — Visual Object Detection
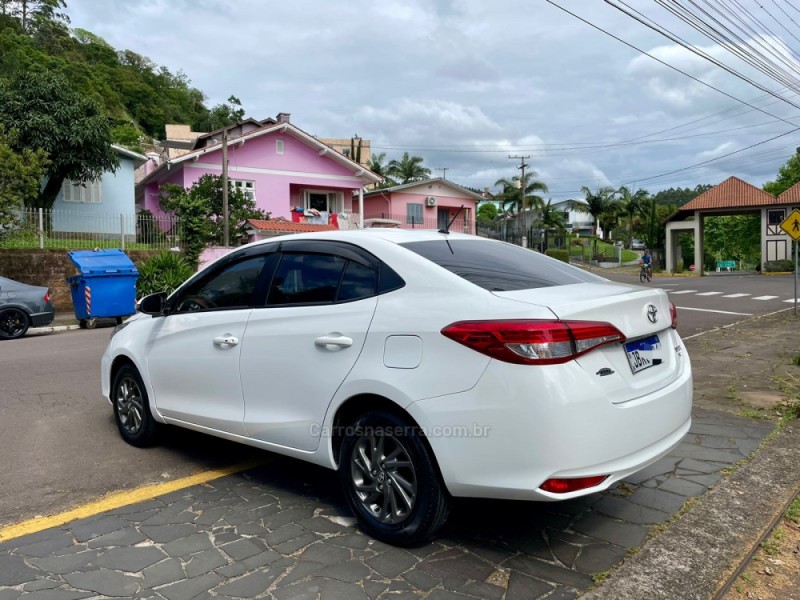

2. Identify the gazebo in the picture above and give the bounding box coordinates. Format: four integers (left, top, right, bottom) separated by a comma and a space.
663, 176, 798, 273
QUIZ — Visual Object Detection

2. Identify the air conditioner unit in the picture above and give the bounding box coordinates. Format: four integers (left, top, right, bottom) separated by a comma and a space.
425, 196, 437, 207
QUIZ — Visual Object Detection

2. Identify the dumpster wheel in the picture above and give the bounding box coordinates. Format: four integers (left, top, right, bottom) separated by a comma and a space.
80, 318, 97, 329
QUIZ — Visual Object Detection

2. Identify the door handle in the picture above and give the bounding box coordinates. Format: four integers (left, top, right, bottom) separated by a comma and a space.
315, 334, 353, 350
213, 335, 239, 347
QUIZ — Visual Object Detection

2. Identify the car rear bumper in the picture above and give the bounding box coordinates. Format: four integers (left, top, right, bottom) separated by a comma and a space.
407, 356, 693, 501
30, 309, 55, 328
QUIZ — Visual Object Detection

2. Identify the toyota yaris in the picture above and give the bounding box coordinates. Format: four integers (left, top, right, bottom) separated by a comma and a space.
102, 229, 692, 546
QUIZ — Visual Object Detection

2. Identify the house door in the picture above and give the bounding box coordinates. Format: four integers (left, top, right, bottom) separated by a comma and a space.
438, 208, 450, 230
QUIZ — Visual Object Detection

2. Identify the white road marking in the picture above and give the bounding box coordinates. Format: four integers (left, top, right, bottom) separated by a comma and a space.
783, 298, 800, 303
668, 290, 698, 294
676, 306, 753, 316
682, 306, 794, 340
752, 295, 779, 300
696, 291, 724, 296
722, 293, 751, 298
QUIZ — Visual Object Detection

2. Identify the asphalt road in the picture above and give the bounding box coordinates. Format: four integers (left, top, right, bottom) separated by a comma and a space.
1, 273, 795, 528
0, 326, 268, 528
603, 272, 799, 337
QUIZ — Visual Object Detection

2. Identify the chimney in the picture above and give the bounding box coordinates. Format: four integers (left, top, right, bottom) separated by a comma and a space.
276, 112, 291, 124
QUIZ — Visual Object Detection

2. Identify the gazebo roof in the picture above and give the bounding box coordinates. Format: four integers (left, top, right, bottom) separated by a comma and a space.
777, 181, 800, 203
665, 176, 777, 222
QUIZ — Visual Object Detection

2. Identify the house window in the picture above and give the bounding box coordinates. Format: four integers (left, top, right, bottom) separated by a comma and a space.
407, 203, 423, 225
62, 179, 102, 204
276, 139, 285, 154
768, 209, 785, 225
303, 190, 342, 213
233, 180, 256, 202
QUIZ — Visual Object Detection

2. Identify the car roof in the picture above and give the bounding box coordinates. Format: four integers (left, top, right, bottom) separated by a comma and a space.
244, 228, 483, 250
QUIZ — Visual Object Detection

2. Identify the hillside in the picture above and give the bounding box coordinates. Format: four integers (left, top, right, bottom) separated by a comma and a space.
0, 1, 240, 150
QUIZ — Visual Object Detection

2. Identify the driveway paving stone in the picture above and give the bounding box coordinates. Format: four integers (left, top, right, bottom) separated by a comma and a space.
0, 399, 780, 598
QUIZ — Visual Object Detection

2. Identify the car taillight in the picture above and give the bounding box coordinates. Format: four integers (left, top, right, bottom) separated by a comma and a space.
440, 320, 626, 365
669, 301, 677, 329
540, 475, 608, 494
44, 290, 50, 303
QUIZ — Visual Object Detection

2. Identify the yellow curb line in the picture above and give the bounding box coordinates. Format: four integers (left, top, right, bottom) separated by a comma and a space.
0, 459, 265, 543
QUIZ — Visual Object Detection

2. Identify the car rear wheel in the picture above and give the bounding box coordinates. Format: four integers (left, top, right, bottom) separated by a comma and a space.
112, 364, 160, 447
0, 308, 29, 340
339, 410, 450, 546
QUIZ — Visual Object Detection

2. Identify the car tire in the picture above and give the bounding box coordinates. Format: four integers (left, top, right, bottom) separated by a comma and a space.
0, 308, 30, 340
111, 364, 160, 447
339, 410, 451, 546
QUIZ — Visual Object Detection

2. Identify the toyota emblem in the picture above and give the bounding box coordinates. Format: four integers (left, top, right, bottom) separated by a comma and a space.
647, 304, 658, 323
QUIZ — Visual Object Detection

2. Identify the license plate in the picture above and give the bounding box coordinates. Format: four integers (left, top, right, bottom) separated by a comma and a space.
625, 335, 661, 374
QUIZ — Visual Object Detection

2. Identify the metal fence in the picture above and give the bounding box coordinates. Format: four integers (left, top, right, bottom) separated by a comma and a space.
365, 213, 475, 234
0, 208, 183, 250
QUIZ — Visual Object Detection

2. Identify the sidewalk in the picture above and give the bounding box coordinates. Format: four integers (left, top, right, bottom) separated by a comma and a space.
1, 311, 799, 599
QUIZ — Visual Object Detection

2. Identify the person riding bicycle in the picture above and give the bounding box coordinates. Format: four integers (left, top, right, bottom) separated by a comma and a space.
641, 249, 653, 274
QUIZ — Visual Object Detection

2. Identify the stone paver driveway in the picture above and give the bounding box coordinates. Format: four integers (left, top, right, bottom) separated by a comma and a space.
0, 408, 773, 600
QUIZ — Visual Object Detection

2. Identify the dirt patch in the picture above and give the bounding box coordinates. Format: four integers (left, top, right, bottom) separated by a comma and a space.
721, 502, 800, 600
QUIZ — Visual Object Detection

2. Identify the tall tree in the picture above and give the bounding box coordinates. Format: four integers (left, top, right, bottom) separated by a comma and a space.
764, 152, 800, 196
4, 0, 67, 31
618, 186, 649, 246
0, 126, 49, 235
534, 199, 567, 251
206, 95, 245, 131
387, 152, 430, 184
0, 70, 118, 208
368, 152, 395, 188
574, 186, 617, 257
494, 171, 549, 240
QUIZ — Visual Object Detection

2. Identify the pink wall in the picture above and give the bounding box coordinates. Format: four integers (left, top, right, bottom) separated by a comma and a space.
143, 130, 364, 219
362, 186, 477, 234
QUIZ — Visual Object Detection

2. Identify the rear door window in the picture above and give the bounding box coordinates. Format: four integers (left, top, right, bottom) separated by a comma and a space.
401, 239, 602, 291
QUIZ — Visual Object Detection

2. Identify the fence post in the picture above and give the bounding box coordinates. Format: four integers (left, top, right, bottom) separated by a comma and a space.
120, 213, 125, 250
38, 208, 44, 249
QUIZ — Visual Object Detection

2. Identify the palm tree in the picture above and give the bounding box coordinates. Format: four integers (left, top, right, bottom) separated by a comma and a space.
387, 152, 431, 184
494, 171, 549, 243
368, 152, 396, 189
574, 186, 617, 257
618, 186, 649, 247
535, 199, 567, 251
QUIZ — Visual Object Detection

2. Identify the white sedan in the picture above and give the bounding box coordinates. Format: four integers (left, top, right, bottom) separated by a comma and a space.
102, 229, 692, 546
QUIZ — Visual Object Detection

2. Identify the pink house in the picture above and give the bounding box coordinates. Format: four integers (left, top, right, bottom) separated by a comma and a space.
137, 114, 381, 225
360, 178, 482, 234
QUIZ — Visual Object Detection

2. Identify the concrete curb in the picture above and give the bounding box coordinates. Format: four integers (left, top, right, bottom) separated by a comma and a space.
582, 421, 800, 600
27, 324, 81, 335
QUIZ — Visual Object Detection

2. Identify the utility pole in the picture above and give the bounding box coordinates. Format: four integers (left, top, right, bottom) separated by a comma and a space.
221, 127, 230, 247
436, 167, 449, 180
509, 155, 530, 247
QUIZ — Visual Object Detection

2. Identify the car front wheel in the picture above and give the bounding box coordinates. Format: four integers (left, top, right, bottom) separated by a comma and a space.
339, 410, 450, 546
112, 364, 160, 447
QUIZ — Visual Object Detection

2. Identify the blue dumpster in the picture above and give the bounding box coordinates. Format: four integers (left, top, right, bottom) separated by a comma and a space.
67, 249, 139, 329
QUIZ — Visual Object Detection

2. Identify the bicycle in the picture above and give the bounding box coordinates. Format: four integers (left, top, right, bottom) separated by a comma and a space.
639, 263, 652, 283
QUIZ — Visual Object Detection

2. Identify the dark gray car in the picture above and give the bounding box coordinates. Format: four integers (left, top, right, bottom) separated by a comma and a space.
0, 276, 55, 339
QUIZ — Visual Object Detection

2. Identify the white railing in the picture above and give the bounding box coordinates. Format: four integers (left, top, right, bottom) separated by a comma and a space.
0, 208, 183, 250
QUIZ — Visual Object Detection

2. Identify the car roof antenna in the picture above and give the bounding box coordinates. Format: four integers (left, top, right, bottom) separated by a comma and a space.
438, 205, 465, 234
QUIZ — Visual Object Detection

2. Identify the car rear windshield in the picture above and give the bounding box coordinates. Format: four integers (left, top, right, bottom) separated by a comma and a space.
400, 239, 603, 291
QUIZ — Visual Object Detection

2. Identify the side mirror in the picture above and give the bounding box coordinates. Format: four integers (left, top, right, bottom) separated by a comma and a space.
137, 292, 167, 316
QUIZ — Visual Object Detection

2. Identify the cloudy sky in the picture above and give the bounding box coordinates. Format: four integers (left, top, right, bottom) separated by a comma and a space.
67, 0, 800, 200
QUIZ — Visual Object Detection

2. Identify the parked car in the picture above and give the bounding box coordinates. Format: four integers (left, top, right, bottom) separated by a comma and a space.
0, 276, 54, 340
102, 230, 692, 546
631, 239, 645, 250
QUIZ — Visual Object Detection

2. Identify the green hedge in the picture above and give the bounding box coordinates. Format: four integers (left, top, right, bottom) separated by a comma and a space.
764, 259, 795, 272
545, 249, 570, 263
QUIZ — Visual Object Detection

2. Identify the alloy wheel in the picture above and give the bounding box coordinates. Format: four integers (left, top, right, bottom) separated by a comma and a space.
350, 431, 418, 524
0, 308, 28, 339
115, 375, 144, 435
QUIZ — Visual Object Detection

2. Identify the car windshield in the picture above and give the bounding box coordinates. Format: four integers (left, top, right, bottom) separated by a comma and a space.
400, 239, 603, 291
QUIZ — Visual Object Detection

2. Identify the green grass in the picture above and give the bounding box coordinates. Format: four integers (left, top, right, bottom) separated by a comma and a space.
786, 497, 800, 524
761, 527, 784, 556
1, 236, 167, 251
569, 237, 639, 262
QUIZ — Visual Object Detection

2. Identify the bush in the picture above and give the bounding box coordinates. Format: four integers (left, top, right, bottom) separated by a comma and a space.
545, 249, 569, 263
764, 259, 795, 273
136, 250, 195, 297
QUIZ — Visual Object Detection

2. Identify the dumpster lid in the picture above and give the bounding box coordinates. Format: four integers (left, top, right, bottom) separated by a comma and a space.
68, 249, 139, 275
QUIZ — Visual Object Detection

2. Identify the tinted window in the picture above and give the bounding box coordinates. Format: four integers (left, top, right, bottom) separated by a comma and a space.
175, 255, 268, 312
269, 253, 346, 305
338, 261, 378, 301
401, 239, 602, 291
